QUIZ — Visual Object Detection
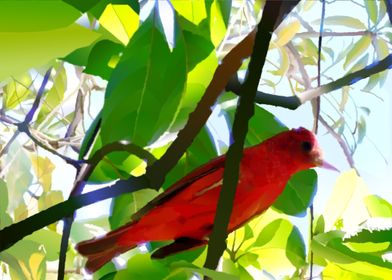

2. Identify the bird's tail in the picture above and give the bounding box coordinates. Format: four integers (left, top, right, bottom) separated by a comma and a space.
75, 222, 138, 273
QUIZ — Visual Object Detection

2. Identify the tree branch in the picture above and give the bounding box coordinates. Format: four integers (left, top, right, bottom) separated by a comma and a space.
0, 175, 149, 252
204, 0, 284, 271
298, 54, 392, 103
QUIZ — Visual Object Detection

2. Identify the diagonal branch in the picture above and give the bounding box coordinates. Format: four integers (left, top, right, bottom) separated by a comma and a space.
204, 0, 284, 271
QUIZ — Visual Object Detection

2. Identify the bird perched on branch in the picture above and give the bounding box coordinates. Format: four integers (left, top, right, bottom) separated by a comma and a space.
76, 127, 335, 272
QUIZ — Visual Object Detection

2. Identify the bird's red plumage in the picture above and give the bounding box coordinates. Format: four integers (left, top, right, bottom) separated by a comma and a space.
76, 127, 322, 272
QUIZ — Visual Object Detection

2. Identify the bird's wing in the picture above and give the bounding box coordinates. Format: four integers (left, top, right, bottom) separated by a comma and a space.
131, 155, 226, 221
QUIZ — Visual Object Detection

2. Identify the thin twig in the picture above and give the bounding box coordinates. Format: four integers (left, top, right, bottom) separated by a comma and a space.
296, 30, 370, 38
310, 1, 326, 278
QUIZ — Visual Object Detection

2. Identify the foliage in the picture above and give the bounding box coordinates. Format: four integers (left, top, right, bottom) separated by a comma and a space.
0, 0, 391, 279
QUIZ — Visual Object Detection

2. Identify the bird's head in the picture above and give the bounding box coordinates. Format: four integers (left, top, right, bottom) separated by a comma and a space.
287, 127, 338, 171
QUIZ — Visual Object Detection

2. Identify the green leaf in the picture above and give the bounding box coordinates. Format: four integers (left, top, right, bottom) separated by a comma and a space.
25, 229, 62, 261
169, 48, 218, 132
183, 30, 215, 72
215, 0, 231, 27
109, 189, 158, 230
299, 38, 320, 59
273, 169, 318, 217
172, 260, 239, 280
251, 218, 306, 273
5, 142, 33, 211
343, 35, 371, 69
254, 219, 286, 247
364, 0, 378, 24
223, 100, 287, 147
0, 1, 81, 32
286, 225, 306, 268
100, 6, 187, 147
63, 25, 123, 67
0, 23, 100, 81
314, 16, 366, 30
114, 254, 172, 280
344, 226, 392, 244
3, 74, 33, 110
62, 0, 101, 13
314, 215, 325, 235
312, 232, 392, 278
84, 40, 124, 80
244, 224, 254, 241
365, 195, 392, 217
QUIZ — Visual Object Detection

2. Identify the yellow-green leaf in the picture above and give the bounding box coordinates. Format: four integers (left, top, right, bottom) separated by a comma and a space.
29, 252, 46, 280
339, 86, 350, 112
343, 35, 371, 69
3, 74, 32, 110
302, 0, 316, 12
36, 65, 67, 125
0, 1, 81, 32
365, 0, 378, 24
38, 191, 64, 211
268, 46, 289, 76
314, 16, 366, 30
0, 24, 100, 80
14, 202, 28, 222
375, 37, 389, 60
365, 195, 392, 217
323, 170, 370, 231
274, 20, 301, 47
30, 156, 55, 192
172, 0, 207, 25
210, 0, 228, 47
374, 37, 389, 86
99, 4, 139, 45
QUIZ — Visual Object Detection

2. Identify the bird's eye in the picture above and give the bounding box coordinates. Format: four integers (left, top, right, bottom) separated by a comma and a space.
301, 141, 312, 152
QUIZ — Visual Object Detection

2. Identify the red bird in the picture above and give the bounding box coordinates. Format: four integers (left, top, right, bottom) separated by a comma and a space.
76, 127, 334, 272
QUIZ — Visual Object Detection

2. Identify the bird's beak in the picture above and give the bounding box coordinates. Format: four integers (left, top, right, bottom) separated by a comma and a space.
320, 160, 340, 172
311, 149, 339, 172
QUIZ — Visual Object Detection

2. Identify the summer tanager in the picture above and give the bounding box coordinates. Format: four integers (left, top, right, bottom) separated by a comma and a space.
76, 127, 334, 272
